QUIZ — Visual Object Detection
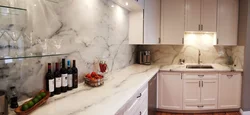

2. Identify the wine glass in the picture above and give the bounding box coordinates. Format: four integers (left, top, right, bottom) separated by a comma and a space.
98, 58, 109, 80
6, 29, 23, 57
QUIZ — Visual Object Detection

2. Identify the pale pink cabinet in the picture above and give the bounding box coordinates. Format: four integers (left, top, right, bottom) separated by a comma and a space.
161, 0, 185, 44
182, 73, 218, 110
217, 0, 239, 45
218, 73, 242, 109
185, 0, 217, 32
158, 72, 183, 110
144, 0, 161, 44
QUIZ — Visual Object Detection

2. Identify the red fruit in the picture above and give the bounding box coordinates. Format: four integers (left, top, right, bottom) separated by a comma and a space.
86, 73, 91, 78
91, 72, 97, 77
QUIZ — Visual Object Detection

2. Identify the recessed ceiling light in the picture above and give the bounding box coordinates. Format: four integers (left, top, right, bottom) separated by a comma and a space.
111, 5, 114, 7
125, 2, 129, 6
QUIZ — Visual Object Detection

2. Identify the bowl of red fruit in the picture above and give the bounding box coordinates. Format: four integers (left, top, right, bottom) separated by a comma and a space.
84, 72, 104, 87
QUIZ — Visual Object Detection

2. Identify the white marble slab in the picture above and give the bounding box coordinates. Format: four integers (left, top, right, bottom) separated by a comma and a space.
9, 64, 159, 115
160, 63, 243, 72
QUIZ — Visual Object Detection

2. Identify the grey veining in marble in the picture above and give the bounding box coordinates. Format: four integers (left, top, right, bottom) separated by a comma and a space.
0, 0, 135, 100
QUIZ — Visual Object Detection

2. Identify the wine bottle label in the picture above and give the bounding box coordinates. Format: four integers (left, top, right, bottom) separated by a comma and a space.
61, 74, 68, 87
68, 74, 73, 87
56, 78, 61, 88
49, 79, 55, 92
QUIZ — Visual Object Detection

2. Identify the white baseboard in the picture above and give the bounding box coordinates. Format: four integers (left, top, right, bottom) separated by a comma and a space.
240, 109, 250, 115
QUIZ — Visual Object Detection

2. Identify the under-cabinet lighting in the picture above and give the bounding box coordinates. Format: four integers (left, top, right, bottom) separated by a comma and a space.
125, 2, 129, 6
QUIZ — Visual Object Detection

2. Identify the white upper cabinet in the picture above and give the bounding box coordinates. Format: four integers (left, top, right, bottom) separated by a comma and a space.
144, 0, 161, 44
201, 0, 217, 32
129, 11, 144, 44
158, 72, 183, 110
185, 0, 217, 32
217, 0, 239, 45
218, 73, 242, 109
161, 0, 185, 45
185, 0, 201, 31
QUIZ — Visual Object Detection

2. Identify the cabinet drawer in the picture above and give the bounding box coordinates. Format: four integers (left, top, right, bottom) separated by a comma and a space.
183, 103, 217, 110
183, 73, 218, 80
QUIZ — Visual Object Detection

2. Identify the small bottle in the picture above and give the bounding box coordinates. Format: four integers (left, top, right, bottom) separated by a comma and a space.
61, 59, 68, 93
9, 86, 18, 108
72, 60, 78, 88
67, 60, 73, 90
54, 63, 61, 95
46, 63, 54, 97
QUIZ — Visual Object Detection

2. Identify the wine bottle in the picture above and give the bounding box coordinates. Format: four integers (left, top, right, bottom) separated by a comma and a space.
46, 63, 54, 97
67, 60, 73, 90
72, 60, 78, 88
54, 63, 61, 94
61, 59, 68, 92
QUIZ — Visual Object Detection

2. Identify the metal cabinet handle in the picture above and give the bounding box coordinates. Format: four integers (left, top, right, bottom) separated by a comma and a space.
217, 38, 219, 44
139, 111, 142, 115
158, 37, 161, 43
198, 75, 204, 77
201, 81, 203, 87
227, 75, 233, 78
137, 93, 142, 98
199, 81, 201, 87
198, 25, 201, 31
197, 105, 204, 108
201, 25, 203, 31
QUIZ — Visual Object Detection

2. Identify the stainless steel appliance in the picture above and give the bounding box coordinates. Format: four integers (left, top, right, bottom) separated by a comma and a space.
0, 90, 8, 115
148, 74, 157, 115
138, 51, 151, 65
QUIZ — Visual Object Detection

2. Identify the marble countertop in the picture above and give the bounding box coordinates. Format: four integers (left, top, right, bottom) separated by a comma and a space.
10, 64, 160, 115
9, 63, 243, 115
160, 63, 243, 72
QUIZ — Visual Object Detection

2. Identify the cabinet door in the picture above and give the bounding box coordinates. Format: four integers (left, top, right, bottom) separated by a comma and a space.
183, 79, 201, 104
148, 75, 156, 115
144, 0, 161, 44
185, 0, 201, 31
158, 72, 183, 110
201, 0, 217, 32
161, 0, 185, 44
218, 73, 242, 109
129, 11, 144, 44
217, 0, 239, 45
200, 79, 218, 110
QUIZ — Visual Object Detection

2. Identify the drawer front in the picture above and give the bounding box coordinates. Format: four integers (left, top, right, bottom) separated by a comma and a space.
183, 103, 217, 110
183, 73, 218, 80
137, 88, 148, 115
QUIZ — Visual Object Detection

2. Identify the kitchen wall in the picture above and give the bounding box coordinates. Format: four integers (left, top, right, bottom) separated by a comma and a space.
0, 0, 135, 100
138, 33, 244, 68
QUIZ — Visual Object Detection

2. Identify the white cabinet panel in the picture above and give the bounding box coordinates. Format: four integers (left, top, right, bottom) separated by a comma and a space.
217, 0, 239, 45
185, 0, 201, 31
201, 79, 218, 110
158, 72, 183, 110
129, 11, 143, 44
201, 0, 217, 32
161, 0, 185, 44
183, 79, 201, 104
144, 0, 161, 44
218, 73, 242, 109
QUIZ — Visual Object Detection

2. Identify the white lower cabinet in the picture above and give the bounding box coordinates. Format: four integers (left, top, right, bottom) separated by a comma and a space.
158, 72, 183, 110
117, 84, 148, 115
158, 72, 242, 111
183, 73, 218, 110
218, 73, 242, 109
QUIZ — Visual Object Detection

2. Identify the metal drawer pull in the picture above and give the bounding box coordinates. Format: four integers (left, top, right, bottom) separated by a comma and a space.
199, 81, 201, 87
198, 75, 204, 77
137, 93, 142, 98
197, 105, 204, 108
201, 81, 203, 87
139, 111, 142, 115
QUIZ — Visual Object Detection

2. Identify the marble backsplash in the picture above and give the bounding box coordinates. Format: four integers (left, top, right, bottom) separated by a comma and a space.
0, 0, 135, 100
138, 45, 244, 69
